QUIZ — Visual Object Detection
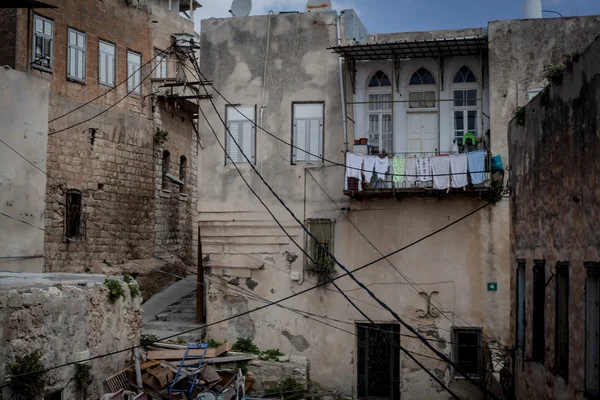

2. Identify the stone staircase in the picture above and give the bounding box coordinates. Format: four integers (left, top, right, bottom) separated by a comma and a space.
142, 290, 205, 342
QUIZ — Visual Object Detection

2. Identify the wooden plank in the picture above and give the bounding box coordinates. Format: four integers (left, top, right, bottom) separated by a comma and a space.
147, 342, 231, 360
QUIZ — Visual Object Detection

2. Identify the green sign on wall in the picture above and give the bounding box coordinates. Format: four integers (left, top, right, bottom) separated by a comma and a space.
487, 282, 498, 291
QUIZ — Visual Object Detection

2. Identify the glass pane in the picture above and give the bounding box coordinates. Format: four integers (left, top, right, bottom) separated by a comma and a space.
368, 115, 379, 133
381, 94, 392, 109
382, 114, 392, 133
380, 74, 391, 87
453, 90, 465, 107
465, 68, 477, 83
409, 72, 422, 85
408, 92, 421, 108
424, 91, 436, 108
421, 69, 435, 85
69, 30, 76, 45
454, 111, 464, 130
77, 33, 84, 48
368, 75, 379, 87
381, 133, 392, 154
467, 110, 477, 131
466, 89, 477, 106
456, 331, 479, 376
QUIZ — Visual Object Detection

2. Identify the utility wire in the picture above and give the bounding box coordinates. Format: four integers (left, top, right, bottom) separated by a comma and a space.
187, 53, 498, 399
48, 44, 180, 136
48, 45, 177, 123
178, 61, 491, 179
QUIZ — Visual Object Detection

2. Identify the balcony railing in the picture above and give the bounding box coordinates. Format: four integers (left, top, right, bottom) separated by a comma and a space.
344, 151, 493, 198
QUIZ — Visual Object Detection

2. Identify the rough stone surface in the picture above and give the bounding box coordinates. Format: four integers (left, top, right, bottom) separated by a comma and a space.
246, 356, 309, 393
508, 35, 600, 400
0, 273, 141, 400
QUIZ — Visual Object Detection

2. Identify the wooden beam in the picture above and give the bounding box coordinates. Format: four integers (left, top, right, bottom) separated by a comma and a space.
147, 342, 230, 360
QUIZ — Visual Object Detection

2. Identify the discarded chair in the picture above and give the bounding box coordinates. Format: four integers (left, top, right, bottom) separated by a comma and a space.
167, 343, 208, 397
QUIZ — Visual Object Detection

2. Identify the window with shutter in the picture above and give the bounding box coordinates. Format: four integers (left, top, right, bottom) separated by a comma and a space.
99, 40, 115, 87
306, 219, 334, 265
155, 49, 168, 79
293, 103, 324, 163
127, 51, 142, 95
226, 106, 255, 164
67, 28, 85, 82
32, 15, 53, 71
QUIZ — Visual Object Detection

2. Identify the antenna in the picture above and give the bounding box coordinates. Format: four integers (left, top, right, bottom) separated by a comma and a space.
305, 0, 332, 12
230, 0, 252, 17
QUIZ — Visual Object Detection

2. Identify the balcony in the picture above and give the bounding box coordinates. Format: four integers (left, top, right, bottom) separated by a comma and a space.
151, 60, 211, 114
344, 151, 494, 199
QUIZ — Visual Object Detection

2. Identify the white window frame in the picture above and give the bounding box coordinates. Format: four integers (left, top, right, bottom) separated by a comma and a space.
32, 14, 53, 72
527, 88, 544, 102
366, 92, 393, 155
452, 327, 483, 380
67, 28, 86, 82
452, 70, 479, 153
127, 50, 142, 95
155, 49, 168, 79
225, 105, 256, 165
98, 40, 115, 87
293, 103, 324, 163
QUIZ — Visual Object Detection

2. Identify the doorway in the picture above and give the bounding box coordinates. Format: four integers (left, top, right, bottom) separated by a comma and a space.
357, 323, 400, 400
407, 112, 438, 153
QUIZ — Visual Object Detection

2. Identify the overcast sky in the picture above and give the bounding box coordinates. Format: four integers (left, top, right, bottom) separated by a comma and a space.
193, 0, 600, 34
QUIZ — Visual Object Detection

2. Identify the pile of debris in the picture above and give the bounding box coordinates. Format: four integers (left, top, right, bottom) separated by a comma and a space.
103, 342, 256, 400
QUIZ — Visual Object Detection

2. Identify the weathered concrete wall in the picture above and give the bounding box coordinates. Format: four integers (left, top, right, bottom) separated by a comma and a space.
247, 356, 309, 393
369, 28, 484, 44
508, 35, 600, 400
0, 67, 49, 273
0, 273, 141, 399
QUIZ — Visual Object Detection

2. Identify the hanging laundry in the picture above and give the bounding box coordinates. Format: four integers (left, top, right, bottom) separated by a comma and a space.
467, 150, 486, 185
374, 157, 390, 180
392, 156, 405, 184
363, 155, 376, 185
345, 153, 364, 190
405, 157, 417, 183
431, 156, 450, 190
450, 154, 468, 189
416, 157, 432, 182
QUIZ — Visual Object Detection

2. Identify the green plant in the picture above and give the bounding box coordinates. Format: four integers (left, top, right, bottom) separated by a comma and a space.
264, 377, 306, 400
260, 349, 284, 361
306, 254, 337, 284
155, 128, 169, 143
231, 338, 261, 355
513, 106, 526, 127
141, 334, 158, 347
129, 283, 140, 298
8, 350, 46, 400
236, 361, 249, 376
204, 338, 223, 348
123, 274, 133, 283
75, 363, 92, 390
104, 279, 125, 302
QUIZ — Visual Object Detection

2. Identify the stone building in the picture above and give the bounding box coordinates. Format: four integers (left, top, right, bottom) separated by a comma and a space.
508, 35, 600, 399
0, 272, 141, 399
197, 4, 600, 398
0, 67, 50, 273
0, 0, 201, 285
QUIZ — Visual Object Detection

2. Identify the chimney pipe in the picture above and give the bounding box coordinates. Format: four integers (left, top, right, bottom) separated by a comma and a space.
524, 0, 542, 19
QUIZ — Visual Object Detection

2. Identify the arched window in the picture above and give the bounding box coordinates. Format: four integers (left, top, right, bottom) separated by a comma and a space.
162, 150, 170, 189
366, 71, 392, 155
408, 68, 436, 109
409, 68, 436, 85
368, 70, 391, 87
453, 65, 477, 83
452, 66, 479, 153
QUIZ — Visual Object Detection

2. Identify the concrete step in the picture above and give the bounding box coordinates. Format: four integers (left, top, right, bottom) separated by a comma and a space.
155, 312, 198, 322
165, 304, 197, 314
143, 320, 205, 334
141, 329, 203, 343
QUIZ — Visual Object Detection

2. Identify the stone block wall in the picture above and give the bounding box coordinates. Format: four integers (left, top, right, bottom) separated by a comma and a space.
0, 273, 141, 400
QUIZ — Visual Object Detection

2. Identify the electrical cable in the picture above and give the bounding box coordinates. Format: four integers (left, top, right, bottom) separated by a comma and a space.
186, 53, 498, 399
48, 45, 176, 123
178, 60, 491, 179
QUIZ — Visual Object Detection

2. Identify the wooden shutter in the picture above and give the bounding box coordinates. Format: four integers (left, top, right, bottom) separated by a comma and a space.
293, 103, 323, 163
307, 119, 322, 162
241, 121, 254, 163
227, 123, 240, 163
127, 52, 141, 94
294, 120, 307, 162
33, 16, 52, 69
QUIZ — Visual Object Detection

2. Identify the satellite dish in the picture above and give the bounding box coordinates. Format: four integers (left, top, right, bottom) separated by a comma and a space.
230, 0, 252, 17
305, 0, 332, 12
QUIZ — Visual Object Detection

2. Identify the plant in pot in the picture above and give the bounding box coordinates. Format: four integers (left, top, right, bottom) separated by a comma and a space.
306, 254, 337, 285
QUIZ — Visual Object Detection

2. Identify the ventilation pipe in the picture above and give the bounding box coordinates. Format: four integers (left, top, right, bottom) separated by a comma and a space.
524, 0, 542, 19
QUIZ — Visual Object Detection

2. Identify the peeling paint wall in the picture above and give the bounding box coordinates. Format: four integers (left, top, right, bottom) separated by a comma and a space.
0, 273, 141, 400
0, 67, 49, 273
509, 34, 600, 400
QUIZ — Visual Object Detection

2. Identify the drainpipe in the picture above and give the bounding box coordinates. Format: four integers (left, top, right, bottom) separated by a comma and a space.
260, 11, 274, 195
337, 12, 349, 152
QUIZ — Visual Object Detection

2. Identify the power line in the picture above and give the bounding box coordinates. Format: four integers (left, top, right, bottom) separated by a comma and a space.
48, 45, 177, 123
177, 60, 491, 180
186, 54, 494, 398
48, 44, 178, 136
